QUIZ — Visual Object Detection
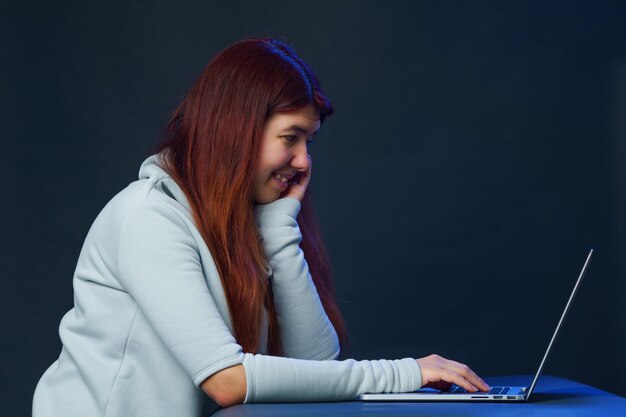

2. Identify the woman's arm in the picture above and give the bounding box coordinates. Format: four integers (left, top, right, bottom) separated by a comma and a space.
119, 200, 486, 407
200, 357, 419, 406
254, 197, 340, 360
117, 200, 248, 388
200, 354, 489, 406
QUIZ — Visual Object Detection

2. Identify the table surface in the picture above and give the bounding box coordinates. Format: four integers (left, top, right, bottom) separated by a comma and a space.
213, 375, 626, 417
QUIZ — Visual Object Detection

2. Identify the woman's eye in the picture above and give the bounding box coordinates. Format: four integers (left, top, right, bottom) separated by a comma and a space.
282, 135, 315, 145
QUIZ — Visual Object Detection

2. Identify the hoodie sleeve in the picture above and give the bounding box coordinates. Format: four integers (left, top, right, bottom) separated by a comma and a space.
242, 354, 423, 403
116, 200, 246, 386
254, 197, 340, 361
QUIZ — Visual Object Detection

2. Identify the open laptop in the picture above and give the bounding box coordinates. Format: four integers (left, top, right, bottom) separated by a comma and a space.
359, 249, 594, 402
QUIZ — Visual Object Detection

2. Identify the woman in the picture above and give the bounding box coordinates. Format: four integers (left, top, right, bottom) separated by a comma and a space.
33, 37, 489, 417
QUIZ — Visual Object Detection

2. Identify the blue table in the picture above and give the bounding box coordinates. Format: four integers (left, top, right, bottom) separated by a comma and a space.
213, 375, 626, 416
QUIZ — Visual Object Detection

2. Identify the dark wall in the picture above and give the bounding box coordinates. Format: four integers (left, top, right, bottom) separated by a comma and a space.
2, 1, 625, 415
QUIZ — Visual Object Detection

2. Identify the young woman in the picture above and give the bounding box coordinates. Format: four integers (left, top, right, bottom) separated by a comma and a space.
33, 37, 489, 417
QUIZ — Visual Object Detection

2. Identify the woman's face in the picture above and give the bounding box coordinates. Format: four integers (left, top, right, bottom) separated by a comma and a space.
252, 104, 321, 204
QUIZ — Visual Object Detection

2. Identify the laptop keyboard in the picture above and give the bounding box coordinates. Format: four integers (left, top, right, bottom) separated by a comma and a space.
448, 385, 511, 395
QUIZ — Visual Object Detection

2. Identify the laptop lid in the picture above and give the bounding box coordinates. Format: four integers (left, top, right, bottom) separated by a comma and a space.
524, 248, 593, 401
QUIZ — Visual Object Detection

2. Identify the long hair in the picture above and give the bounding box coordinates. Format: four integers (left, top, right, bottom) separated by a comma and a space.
152, 37, 348, 356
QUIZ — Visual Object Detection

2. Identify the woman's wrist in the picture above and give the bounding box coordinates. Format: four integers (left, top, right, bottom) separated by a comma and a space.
254, 197, 301, 227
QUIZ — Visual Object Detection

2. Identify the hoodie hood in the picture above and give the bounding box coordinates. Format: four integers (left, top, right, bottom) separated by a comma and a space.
138, 153, 192, 213
138, 153, 168, 182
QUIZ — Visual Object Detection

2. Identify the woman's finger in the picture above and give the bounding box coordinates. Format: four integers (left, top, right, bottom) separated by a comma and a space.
281, 155, 312, 201
440, 369, 479, 392
444, 360, 491, 392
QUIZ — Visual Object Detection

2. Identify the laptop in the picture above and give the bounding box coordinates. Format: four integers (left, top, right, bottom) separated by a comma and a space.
359, 249, 594, 402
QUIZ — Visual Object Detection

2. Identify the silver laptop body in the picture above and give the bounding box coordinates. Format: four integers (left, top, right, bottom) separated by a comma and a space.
359, 249, 593, 402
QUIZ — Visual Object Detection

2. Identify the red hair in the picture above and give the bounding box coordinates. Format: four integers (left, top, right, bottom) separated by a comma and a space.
152, 37, 348, 356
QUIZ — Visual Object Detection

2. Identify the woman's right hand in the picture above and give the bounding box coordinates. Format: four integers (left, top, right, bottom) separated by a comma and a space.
416, 354, 491, 392
281, 154, 311, 203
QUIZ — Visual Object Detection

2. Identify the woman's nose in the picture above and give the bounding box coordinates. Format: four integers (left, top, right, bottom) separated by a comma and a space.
291, 142, 310, 171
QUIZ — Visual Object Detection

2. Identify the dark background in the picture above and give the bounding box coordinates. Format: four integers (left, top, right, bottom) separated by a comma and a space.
2, 0, 625, 415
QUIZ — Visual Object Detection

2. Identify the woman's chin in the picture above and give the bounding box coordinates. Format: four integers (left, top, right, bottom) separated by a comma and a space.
253, 191, 281, 205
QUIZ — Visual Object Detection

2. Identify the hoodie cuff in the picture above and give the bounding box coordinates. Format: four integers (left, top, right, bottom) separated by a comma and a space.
253, 197, 301, 227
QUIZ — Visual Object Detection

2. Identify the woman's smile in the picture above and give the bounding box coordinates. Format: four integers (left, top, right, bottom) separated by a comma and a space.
272, 172, 290, 190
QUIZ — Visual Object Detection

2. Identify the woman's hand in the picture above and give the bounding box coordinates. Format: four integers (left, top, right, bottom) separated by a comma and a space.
281, 154, 312, 202
417, 354, 491, 392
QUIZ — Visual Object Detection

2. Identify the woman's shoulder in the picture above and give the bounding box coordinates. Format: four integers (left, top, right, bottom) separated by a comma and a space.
87, 155, 195, 242
137, 152, 193, 214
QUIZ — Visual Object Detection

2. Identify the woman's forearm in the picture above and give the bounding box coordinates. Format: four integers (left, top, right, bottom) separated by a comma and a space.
255, 197, 340, 360
242, 354, 422, 403
269, 250, 341, 360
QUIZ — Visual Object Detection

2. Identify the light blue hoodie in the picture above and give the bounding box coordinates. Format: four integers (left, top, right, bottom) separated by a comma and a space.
33, 154, 422, 417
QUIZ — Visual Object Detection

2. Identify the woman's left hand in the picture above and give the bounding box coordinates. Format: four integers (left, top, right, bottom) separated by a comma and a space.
281, 154, 312, 202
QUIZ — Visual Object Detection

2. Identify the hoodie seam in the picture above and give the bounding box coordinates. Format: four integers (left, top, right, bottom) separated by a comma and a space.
103, 306, 140, 416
